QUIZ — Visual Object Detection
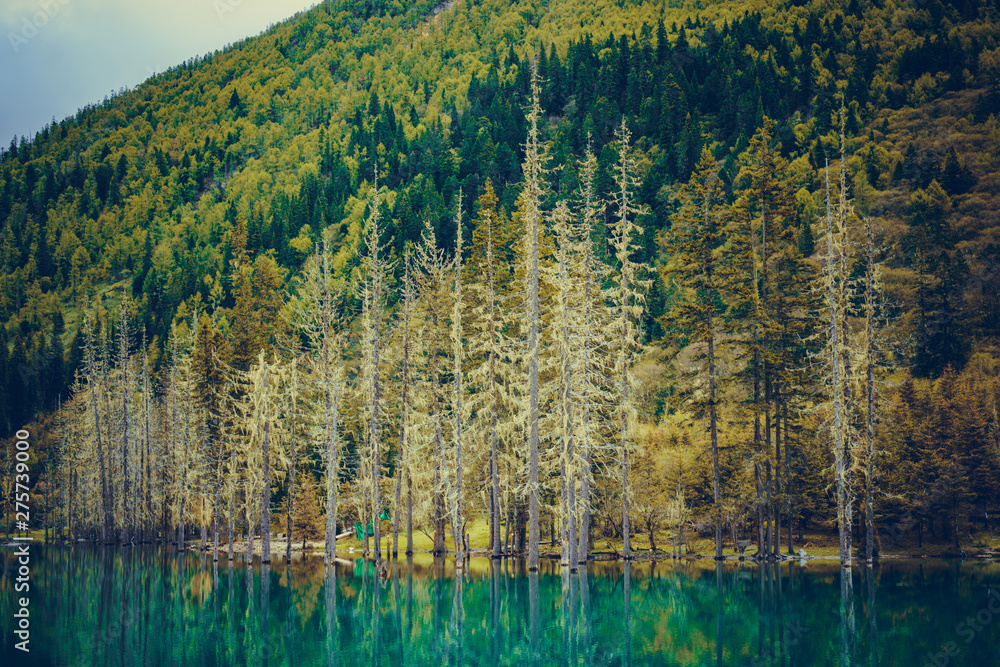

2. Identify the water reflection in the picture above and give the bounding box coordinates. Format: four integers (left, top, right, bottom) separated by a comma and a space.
3, 548, 1000, 666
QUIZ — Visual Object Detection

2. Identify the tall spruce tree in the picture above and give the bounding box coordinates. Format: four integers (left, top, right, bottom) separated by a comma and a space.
665, 147, 730, 560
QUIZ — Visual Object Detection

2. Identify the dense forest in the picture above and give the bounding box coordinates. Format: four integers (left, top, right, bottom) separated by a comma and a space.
2, 0, 999, 564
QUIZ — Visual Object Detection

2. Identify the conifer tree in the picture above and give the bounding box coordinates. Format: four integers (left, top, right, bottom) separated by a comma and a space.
167, 321, 196, 551
257, 355, 273, 563
228, 217, 257, 371
521, 60, 547, 571
574, 141, 612, 565
665, 147, 729, 560
289, 237, 348, 565
291, 471, 324, 549
83, 310, 111, 543
285, 350, 301, 563
358, 176, 392, 561
116, 295, 132, 544
193, 315, 226, 554
835, 115, 858, 566
551, 199, 579, 569
819, 158, 854, 567
140, 329, 154, 544
466, 180, 508, 559
609, 118, 649, 560
450, 191, 466, 568
728, 116, 798, 557
415, 216, 451, 554
860, 215, 887, 563
394, 250, 416, 556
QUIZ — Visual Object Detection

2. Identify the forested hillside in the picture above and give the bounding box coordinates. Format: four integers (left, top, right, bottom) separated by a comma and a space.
2, 0, 999, 559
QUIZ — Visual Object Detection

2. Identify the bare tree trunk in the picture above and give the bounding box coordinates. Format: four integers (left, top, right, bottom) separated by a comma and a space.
785, 401, 794, 555
774, 391, 782, 559
119, 299, 131, 546
826, 161, 850, 567
212, 493, 219, 562
490, 385, 500, 559
142, 331, 153, 544
178, 338, 192, 553
708, 312, 722, 560
228, 432, 236, 561
287, 361, 297, 564
432, 348, 446, 555
838, 122, 855, 568
320, 244, 340, 565
555, 204, 578, 571
760, 171, 773, 562
578, 437, 591, 564
766, 458, 773, 558
323, 307, 341, 565
260, 361, 271, 564
406, 470, 413, 556
864, 217, 879, 563
201, 499, 207, 551
92, 366, 111, 543
452, 207, 465, 569
371, 327, 382, 563
524, 63, 543, 573
394, 266, 412, 559
393, 461, 402, 558
752, 326, 764, 557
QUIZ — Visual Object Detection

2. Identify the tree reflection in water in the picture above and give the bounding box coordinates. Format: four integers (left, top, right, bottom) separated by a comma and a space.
3, 547, 1000, 666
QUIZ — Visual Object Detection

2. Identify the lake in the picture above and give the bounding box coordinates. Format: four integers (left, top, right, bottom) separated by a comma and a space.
2, 547, 999, 666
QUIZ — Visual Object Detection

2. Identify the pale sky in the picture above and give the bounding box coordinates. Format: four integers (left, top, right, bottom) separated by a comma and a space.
0, 0, 319, 146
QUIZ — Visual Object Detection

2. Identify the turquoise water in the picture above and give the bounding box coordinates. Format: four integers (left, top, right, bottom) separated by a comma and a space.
2, 547, 999, 666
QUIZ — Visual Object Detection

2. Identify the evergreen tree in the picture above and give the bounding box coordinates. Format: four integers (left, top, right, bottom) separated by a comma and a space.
290, 471, 324, 549
664, 147, 730, 560
520, 61, 548, 571
609, 118, 650, 560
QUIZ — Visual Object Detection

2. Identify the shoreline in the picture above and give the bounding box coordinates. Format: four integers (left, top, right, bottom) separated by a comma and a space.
11, 538, 998, 564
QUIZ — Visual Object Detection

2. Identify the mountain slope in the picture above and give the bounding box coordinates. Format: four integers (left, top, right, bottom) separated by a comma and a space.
0, 0, 998, 435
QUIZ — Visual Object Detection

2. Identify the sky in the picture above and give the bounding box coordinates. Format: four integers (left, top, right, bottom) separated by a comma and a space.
0, 0, 320, 146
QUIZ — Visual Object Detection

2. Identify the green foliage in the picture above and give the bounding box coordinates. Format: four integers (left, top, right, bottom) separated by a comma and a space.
2, 0, 999, 554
